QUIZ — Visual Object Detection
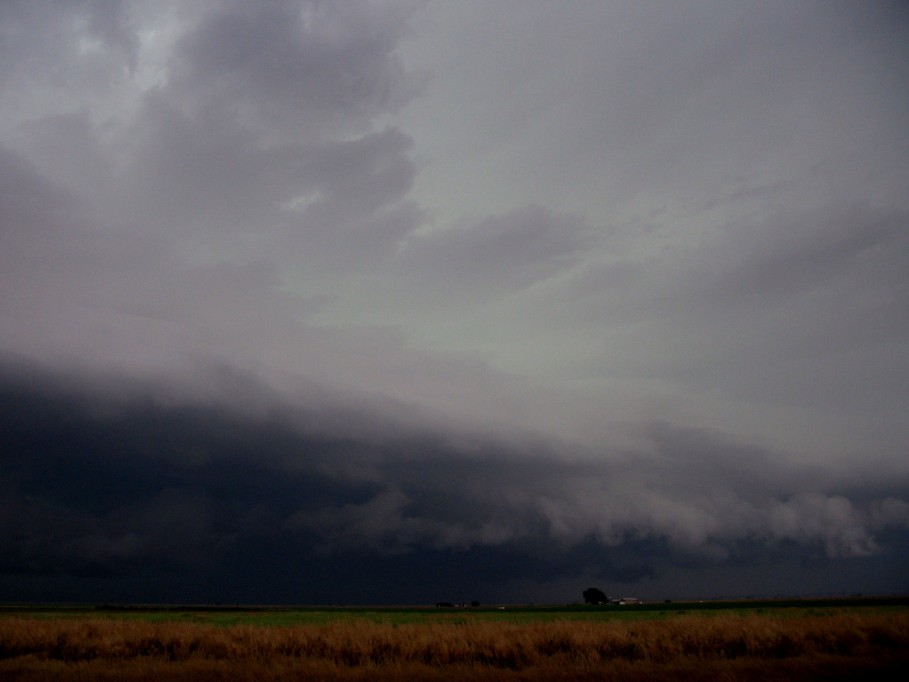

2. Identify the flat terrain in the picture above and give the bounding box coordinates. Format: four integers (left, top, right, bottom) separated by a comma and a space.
4, 595, 906, 626
1, 597, 907, 680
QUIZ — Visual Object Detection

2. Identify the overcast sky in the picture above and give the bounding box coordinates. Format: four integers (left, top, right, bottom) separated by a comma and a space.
2, 0, 908, 604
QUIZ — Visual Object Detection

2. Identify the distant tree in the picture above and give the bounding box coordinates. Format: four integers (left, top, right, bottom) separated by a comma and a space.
583, 587, 608, 605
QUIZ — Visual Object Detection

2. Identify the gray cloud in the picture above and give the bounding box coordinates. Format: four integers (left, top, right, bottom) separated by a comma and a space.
171, 1, 421, 139
2, 363, 907, 602
397, 205, 588, 302
0, 1, 137, 99
2, 0, 908, 603
551, 201, 909, 420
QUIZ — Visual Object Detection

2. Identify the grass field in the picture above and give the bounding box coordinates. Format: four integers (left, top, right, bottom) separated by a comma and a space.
1, 598, 907, 680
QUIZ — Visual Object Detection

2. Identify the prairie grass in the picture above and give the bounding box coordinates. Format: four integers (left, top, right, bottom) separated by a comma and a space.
1, 610, 907, 680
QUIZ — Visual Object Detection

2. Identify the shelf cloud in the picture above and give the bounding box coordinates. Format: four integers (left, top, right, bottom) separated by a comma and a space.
2, 0, 907, 603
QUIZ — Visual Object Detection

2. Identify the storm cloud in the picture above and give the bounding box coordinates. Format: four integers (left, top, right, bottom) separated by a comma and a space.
1, 1, 908, 603
3, 359, 907, 603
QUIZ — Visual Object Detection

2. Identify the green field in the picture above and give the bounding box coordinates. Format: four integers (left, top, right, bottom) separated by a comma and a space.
2, 595, 906, 627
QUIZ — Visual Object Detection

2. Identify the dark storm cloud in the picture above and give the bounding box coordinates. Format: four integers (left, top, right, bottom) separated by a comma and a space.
2, 1, 908, 603
3, 362, 907, 602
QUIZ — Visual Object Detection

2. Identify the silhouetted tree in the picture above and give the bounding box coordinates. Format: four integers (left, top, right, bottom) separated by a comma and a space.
583, 587, 608, 604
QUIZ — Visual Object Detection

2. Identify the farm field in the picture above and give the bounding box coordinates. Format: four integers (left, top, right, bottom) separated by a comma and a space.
1, 598, 907, 680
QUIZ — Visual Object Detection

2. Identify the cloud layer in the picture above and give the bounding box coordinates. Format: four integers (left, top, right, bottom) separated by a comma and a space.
3, 359, 907, 603
1, 0, 908, 602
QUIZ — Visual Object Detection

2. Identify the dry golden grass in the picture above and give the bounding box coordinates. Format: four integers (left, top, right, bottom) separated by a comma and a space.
1, 611, 907, 680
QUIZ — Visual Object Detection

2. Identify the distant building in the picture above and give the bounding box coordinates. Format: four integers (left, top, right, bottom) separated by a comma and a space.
617, 597, 641, 605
